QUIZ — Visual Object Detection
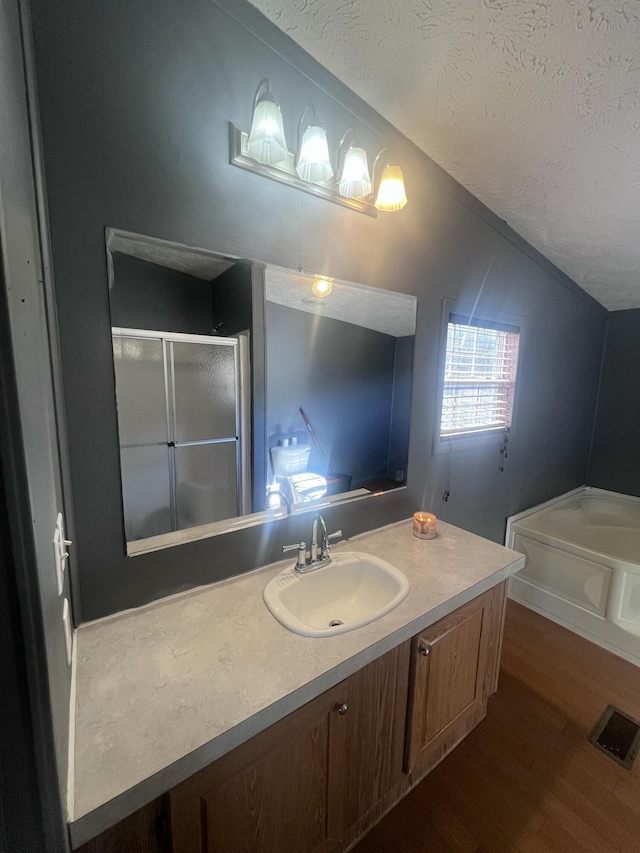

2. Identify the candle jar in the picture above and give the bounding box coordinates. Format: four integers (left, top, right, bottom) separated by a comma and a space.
413, 511, 437, 540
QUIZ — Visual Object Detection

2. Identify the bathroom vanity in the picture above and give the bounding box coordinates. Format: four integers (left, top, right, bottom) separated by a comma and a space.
71, 519, 524, 851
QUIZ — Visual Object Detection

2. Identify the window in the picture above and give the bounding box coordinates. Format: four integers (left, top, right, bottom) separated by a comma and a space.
438, 309, 521, 443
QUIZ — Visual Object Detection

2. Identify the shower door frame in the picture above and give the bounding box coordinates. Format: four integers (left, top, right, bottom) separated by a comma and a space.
112, 327, 248, 539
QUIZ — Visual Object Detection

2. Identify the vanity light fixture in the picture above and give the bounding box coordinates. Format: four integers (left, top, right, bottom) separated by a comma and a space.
312, 276, 333, 298
296, 105, 333, 184
246, 78, 288, 166
338, 129, 372, 200
373, 148, 408, 211
229, 82, 381, 216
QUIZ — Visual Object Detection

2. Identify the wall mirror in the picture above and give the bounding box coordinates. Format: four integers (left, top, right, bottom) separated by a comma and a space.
106, 229, 417, 555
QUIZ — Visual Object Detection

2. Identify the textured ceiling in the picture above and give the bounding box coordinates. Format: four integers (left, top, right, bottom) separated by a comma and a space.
250, 0, 640, 310
108, 232, 235, 280
265, 264, 417, 336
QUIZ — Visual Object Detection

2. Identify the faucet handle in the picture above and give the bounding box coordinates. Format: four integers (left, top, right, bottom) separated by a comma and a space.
322, 529, 343, 556
283, 541, 307, 570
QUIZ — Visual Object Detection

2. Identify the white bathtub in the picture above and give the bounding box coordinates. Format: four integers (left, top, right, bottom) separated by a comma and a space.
506, 487, 640, 667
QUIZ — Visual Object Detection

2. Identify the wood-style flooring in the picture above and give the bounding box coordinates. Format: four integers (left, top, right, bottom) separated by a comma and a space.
353, 600, 640, 853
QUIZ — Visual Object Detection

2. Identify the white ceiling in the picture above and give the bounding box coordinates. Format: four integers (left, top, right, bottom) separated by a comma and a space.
108, 231, 235, 280
265, 264, 417, 336
250, 0, 640, 311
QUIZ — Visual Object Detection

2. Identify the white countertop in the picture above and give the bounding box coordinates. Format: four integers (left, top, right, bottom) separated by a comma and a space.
70, 518, 524, 847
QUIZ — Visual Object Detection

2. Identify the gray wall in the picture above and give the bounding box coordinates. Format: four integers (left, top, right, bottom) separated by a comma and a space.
110, 253, 215, 334
588, 309, 640, 497
30, 0, 608, 621
266, 303, 397, 486
110, 253, 254, 338
388, 335, 414, 483
211, 264, 253, 336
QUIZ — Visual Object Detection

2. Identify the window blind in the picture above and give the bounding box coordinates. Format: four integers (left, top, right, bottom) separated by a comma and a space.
440, 320, 520, 437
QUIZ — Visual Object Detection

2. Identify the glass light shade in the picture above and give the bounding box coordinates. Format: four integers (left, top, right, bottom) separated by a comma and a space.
312, 277, 333, 297
375, 164, 408, 211
247, 96, 288, 166
339, 146, 372, 198
296, 124, 333, 184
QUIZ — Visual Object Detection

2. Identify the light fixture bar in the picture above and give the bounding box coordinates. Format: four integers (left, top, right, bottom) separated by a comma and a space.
229, 123, 378, 218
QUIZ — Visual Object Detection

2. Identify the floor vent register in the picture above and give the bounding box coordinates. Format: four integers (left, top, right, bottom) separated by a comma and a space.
590, 705, 640, 769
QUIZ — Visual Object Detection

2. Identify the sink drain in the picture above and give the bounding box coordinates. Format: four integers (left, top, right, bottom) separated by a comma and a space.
329, 619, 344, 627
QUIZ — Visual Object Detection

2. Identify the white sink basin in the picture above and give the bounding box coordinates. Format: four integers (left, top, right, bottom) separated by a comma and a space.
263, 551, 410, 637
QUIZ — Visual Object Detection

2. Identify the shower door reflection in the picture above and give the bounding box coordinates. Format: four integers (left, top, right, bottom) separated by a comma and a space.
113, 329, 245, 541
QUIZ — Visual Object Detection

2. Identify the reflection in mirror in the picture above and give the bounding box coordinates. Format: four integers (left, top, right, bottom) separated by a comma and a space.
106, 230, 416, 554
265, 265, 416, 510
112, 330, 249, 541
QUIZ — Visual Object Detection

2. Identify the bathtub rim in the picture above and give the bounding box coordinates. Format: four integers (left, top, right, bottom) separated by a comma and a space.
506, 486, 640, 668
507, 485, 640, 526
506, 486, 640, 563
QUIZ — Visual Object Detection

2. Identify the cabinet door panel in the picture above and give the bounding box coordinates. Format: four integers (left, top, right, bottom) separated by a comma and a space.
405, 583, 506, 773
210, 722, 327, 852
169, 683, 347, 853
342, 642, 410, 830
421, 606, 484, 738
76, 796, 169, 853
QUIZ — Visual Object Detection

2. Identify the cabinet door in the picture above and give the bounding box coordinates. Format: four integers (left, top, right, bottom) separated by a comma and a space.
76, 796, 170, 853
169, 683, 348, 853
405, 581, 507, 774
342, 642, 410, 832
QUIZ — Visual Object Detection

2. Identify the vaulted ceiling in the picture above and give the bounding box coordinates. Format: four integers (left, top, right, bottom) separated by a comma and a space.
250, 0, 640, 311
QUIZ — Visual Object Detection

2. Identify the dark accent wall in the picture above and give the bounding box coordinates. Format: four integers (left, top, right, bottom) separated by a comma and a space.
266, 303, 397, 487
30, 0, 608, 620
211, 264, 253, 336
588, 309, 640, 497
388, 335, 414, 483
110, 253, 214, 334
110, 254, 253, 337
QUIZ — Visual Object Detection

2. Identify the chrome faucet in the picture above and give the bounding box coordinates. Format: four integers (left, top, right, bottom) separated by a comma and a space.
265, 487, 291, 515
310, 513, 327, 562
282, 514, 342, 573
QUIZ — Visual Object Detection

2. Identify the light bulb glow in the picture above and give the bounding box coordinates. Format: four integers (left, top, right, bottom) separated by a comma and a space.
339, 147, 372, 199
375, 164, 408, 211
296, 125, 333, 184
247, 97, 288, 166
312, 277, 333, 297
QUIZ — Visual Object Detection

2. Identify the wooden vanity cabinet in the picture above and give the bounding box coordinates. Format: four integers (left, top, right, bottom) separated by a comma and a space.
169, 643, 411, 853
405, 582, 507, 778
76, 797, 170, 853
76, 583, 508, 853
170, 682, 349, 853
341, 641, 411, 834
